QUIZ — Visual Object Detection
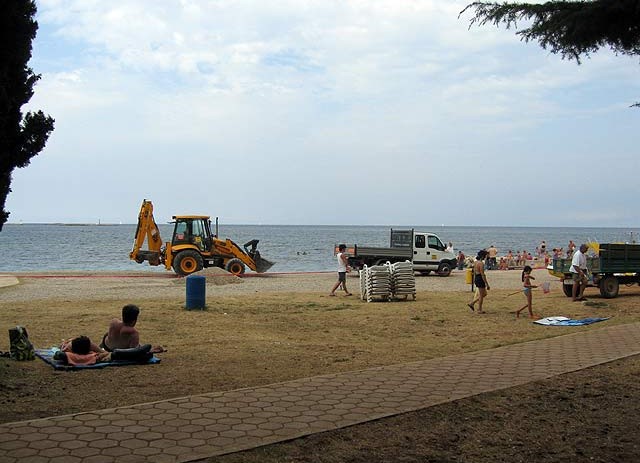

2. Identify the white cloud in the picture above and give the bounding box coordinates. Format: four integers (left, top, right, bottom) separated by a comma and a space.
9, 0, 639, 226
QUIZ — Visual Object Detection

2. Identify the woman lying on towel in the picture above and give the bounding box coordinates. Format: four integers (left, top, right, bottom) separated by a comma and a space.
55, 336, 156, 365
55, 336, 111, 366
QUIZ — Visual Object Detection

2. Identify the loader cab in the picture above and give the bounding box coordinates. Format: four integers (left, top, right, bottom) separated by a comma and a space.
171, 216, 213, 252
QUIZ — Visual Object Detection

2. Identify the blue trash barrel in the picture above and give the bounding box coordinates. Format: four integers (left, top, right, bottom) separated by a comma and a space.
185, 274, 206, 309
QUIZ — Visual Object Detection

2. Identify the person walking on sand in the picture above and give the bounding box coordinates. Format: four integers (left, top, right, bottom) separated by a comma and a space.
516, 265, 538, 319
468, 250, 490, 313
329, 244, 352, 296
571, 244, 589, 302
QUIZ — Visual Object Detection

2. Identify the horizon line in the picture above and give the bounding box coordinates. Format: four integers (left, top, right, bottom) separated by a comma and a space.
4, 222, 639, 229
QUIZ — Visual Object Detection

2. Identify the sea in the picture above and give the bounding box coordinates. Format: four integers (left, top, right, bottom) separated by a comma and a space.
0, 224, 638, 273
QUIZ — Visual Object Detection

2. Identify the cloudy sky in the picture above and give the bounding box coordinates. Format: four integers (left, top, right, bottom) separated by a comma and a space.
7, 0, 639, 226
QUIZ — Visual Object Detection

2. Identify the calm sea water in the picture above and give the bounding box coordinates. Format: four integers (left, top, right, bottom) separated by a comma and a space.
0, 224, 637, 273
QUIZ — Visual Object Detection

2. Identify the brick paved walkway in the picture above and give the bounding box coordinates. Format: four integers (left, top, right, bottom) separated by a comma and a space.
1, 322, 640, 463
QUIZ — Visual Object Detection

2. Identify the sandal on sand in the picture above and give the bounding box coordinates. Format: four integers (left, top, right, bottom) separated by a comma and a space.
329, 293, 336, 297
467, 303, 474, 312
345, 293, 353, 296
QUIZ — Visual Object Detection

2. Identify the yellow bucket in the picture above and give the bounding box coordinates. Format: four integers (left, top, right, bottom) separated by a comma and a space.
465, 268, 473, 284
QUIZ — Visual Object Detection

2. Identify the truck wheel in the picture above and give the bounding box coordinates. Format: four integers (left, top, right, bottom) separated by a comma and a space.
437, 263, 452, 277
173, 250, 203, 276
562, 283, 573, 297
225, 258, 246, 275
599, 276, 619, 298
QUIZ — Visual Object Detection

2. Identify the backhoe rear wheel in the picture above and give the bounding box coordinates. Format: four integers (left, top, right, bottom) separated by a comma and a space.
173, 250, 203, 276
225, 258, 246, 275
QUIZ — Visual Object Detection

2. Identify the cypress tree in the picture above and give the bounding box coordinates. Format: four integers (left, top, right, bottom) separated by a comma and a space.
0, 0, 55, 230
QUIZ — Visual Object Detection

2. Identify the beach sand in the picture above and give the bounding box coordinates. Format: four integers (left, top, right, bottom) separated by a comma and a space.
0, 267, 559, 303
2, 267, 638, 462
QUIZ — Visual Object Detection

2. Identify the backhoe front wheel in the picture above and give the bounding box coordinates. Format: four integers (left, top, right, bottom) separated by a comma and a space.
225, 258, 246, 276
173, 250, 203, 276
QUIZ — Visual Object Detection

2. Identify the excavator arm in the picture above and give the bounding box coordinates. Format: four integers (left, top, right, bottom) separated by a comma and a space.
129, 200, 165, 267
212, 238, 275, 273
212, 238, 258, 271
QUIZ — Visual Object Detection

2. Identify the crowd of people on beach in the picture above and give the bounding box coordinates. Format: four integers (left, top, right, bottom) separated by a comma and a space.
456, 239, 579, 271
328, 238, 590, 319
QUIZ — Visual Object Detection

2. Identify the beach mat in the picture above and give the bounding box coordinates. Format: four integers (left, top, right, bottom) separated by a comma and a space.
534, 316, 610, 326
35, 348, 161, 371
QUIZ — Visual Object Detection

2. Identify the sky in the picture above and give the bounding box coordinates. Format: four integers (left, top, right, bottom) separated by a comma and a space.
6, 0, 639, 227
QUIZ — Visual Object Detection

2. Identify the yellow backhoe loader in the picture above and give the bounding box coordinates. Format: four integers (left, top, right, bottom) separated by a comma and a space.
129, 200, 274, 276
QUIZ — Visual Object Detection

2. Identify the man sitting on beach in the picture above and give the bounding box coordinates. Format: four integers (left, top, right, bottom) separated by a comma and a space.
100, 304, 164, 353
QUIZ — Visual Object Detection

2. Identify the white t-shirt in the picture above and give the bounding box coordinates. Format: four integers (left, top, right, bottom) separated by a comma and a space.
570, 250, 586, 273
337, 252, 347, 272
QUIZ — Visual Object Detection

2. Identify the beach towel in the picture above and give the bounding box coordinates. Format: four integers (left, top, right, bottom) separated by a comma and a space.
35, 348, 161, 370
533, 316, 610, 326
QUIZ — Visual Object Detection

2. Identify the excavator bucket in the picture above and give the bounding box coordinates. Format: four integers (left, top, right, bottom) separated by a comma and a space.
243, 240, 274, 273
254, 255, 275, 273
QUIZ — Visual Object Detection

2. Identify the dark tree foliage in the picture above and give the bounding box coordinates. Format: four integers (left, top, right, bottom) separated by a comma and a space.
461, 1, 640, 106
0, 0, 55, 230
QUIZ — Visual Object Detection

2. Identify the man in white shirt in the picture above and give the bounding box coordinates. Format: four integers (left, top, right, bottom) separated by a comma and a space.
570, 244, 589, 301
329, 244, 352, 297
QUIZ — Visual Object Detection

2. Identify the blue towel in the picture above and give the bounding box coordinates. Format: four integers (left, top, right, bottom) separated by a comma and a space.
35, 348, 161, 370
534, 316, 610, 326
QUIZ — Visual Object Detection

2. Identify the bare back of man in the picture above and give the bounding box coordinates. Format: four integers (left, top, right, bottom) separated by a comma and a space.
103, 318, 140, 351
101, 304, 165, 354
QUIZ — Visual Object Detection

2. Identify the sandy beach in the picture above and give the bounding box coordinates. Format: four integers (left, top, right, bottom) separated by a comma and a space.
1, 265, 639, 462
0, 267, 559, 303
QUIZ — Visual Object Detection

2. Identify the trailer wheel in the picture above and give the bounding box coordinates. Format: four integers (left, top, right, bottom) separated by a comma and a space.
437, 262, 452, 277
562, 283, 573, 297
173, 250, 203, 276
599, 276, 619, 298
225, 258, 246, 275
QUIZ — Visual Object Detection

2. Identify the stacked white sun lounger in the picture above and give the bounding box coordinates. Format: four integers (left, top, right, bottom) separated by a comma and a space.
359, 264, 391, 302
389, 261, 416, 300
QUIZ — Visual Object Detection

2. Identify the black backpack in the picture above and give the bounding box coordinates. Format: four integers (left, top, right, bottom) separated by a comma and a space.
9, 326, 35, 361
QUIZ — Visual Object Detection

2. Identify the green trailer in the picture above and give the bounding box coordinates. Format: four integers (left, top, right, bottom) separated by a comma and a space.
549, 243, 640, 298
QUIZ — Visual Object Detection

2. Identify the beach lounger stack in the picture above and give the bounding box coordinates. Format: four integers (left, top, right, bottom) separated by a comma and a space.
390, 261, 416, 300
359, 269, 367, 301
359, 264, 391, 302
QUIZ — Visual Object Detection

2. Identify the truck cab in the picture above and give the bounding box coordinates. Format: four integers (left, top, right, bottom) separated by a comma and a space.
392, 229, 456, 275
